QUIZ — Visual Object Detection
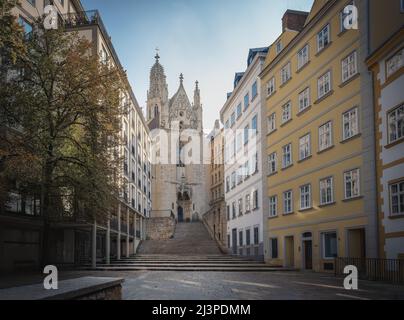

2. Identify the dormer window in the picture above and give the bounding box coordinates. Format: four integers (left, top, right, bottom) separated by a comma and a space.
276, 41, 283, 54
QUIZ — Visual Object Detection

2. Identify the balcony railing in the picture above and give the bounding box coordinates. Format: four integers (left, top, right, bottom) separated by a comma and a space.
335, 257, 404, 284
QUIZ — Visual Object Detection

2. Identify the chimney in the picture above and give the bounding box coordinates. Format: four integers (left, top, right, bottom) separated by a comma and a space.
282, 10, 309, 32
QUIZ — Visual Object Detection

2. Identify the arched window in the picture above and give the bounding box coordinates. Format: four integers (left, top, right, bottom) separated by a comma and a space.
154, 105, 159, 117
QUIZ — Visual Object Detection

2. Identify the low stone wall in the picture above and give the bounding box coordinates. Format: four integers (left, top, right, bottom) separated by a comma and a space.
146, 217, 176, 240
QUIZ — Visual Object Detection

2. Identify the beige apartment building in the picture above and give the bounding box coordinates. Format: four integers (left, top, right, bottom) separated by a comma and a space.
203, 120, 227, 251
0, 0, 151, 271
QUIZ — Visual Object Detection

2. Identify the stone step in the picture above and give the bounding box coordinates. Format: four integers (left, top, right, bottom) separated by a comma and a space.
107, 261, 265, 266
84, 266, 291, 272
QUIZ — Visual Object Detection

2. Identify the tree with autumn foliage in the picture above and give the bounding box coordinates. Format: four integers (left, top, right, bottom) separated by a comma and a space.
0, 12, 126, 265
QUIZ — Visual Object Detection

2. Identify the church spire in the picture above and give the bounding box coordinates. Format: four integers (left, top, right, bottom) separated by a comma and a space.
179, 73, 184, 85
194, 80, 200, 108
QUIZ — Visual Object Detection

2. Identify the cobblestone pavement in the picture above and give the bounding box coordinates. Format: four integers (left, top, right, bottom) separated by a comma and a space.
1, 270, 403, 300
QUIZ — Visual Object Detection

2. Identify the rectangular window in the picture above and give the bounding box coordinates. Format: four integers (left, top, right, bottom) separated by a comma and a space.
276, 41, 283, 54
244, 93, 250, 110
320, 177, 334, 205
231, 171, 236, 189
270, 238, 278, 259
236, 103, 242, 119
268, 113, 276, 133
244, 125, 249, 145
297, 44, 309, 70
246, 229, 251, 246
340, 2, 354, 32
318, 71, 331, 99
238, 198, 243, 216
230, 112, 236, 127
239, 230, 244, 247
252, 115, 258, 134
299, 133, 311, 161
342, 51, 358, 83
317, 24, 330, 52
267, 77, 276, 97
268, 152, 277, 175
388, 104, 404, 143
386, 48, 404, 77
282, 143, 292, 168
244, 160, 250, 179
254, 227, 259, 245
390, 181, 404, 216
298, 87, 310, 112
282, 101, 292, 124
344, 169, 360, 199
252, 81, 258, 99
319, 121, 333, 151
226, 205, 230, 220
300, 184, 312, 210
253, 190, 259, 210
237, 166, 243, 185
283, 190, 293, 214
343, 107, 359, 140
281, 62, 291, 84
226, 176, 230, 193
232, 202, 236, 219
245, 194, 251, 213
269, 196, 277, 217
322, 232, 338, 259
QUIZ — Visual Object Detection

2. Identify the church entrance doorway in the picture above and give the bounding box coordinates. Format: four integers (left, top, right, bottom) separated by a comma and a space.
178, 206, 184, 223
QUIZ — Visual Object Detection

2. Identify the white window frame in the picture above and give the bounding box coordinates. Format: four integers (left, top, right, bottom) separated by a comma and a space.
268, 113, 276, 133
282, 101, 292, 124
298, 87, 310, 113
318, 70, 331, 99
317, 24, 330, 52
283, 190, 293, 215
342, 51, 358, 83
281, 62, 291, 85
342, 107, 359, 140
320, 177, 334, 205
344, 168, 361, 200
267, 77, 276, 97
300, 184, 312, 210
268, 152, 277, 175
269, 196, 278, 217
245, 194, 251, 213
386, 48, 403, 78
390, 181, 404, 217
282, 143, 293, 168
297, 44, 309, 70
387, 104, 404, 144
319, 121, 333, 151
299, 133, 311, 161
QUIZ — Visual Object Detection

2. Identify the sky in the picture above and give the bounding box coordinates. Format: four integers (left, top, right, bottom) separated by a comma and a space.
81, 0, 314, 129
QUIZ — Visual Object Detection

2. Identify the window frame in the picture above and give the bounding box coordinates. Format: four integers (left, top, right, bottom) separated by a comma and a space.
269, 195, 278, 217
318, 70, 332, 99
322, 231, 338, 259
387, 104, 404, 144
283, 190, 293, 215
300, 184, 312, 210
389, 180, 404, 217
299, 133, 311, 161
342, 107, 359, 141
317, 23, 330, 52
267, 77, 276, 97
344, 168, 361, 200
341, 51, 358, 83
281, 62, 291, 85
320, 176, 334, 205
319, 121, 333, 152
297, 44, 309, 70
281, 101, 292, 124
268, 152, 277, 175
282, 143, 293, 168
298, 87, 311, 113
268, 113, 276, 133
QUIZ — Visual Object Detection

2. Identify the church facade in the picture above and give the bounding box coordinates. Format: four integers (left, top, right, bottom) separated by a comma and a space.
147, 54, 210, 223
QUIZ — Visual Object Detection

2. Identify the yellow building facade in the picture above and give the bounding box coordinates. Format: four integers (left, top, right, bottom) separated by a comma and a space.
260, 0, 373, 272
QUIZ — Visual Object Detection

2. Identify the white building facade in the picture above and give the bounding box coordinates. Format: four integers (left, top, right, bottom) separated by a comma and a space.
220, 48, 268, 259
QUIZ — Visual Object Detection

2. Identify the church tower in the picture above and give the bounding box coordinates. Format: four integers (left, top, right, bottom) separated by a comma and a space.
148, 54, 209, 223
147, 52, 169, 130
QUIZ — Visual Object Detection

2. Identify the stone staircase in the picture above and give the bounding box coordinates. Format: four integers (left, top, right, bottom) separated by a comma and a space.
138, 222, 222, 255
85, 222, 292, 272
